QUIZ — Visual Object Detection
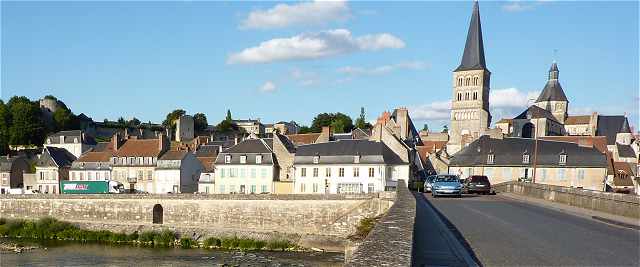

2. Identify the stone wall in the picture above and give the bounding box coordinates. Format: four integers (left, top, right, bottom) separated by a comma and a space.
0, 192, 394, 251
346, 180, 415, 266
494, 181, 640, 219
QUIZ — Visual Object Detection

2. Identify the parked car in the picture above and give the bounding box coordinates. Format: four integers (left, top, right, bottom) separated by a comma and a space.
432, 175, 463, 198
464, 175, 492, 194
424, 175, 437, 192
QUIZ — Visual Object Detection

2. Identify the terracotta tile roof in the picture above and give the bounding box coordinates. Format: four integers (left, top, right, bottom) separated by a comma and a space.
197, 157, 215, 172
114, 139, 162, 157
286, 133, 320, 146
540, 136, 608, 154
76, 152, 112, 163
565, 115, 591, 125
159, 150, 188, 160
415, 146, 431, 164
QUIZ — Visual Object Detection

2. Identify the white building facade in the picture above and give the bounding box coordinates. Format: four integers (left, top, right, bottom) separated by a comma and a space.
213, 139, 276, 194
154, 151, 201, 194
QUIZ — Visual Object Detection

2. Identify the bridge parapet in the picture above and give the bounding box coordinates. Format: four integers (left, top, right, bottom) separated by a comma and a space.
346, 180, 416, 266
494, 182, 640, 219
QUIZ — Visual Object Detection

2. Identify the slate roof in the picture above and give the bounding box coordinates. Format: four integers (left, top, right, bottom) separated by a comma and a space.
514, 105, 558, 122
195, 144, 220, 157
450, 136, 607, 167
215, 138, 274, 165
294, 139, 406, 165
0, 156, 26, 172
46, 130, 97, 145
275, 134, 296, 153
596, 116, 630, 145
540, 136, 608, 154
536, 63, 568, 102
159, 150, 188, 161
454, 1, 487, 72
286, 133, 321, 146
617, 144, 636, 158
38, 147, 77, 168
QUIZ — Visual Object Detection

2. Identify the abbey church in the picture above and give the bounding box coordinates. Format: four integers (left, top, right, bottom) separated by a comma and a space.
438, 1, 638, 193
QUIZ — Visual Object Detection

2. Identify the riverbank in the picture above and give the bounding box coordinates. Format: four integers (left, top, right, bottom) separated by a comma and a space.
0, 217, 300, 252
0, 240, 39, 253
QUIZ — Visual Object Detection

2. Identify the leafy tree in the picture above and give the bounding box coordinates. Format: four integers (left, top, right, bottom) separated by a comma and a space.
52, 106, 75, 131
0, 101, 11, 154
117, 117, 127, 128
423, 124, 429, 132
354, 107, 367, 129
298, 126, 312, 134
225, 109, 232, 121
193, 113, 208, 132
310, 112, 353, 133
7, 96, 44, 146
128, 117, 141, 127
162, 109, 186, 127
442, 125, 449, 133
216, 109, 235, 133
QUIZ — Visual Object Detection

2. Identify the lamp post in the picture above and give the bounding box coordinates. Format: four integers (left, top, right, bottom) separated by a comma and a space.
528, 97, 538, 184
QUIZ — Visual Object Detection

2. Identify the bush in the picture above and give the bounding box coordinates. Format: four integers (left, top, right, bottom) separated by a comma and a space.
0, 217, 7, 225
154, 230, 175, 246
204, 237, 221, 248
138, 231, 158, 243
179, 237, 194, 248
353, 217, 377, 240
266, 239, 293, 251
127, 231, 139, 241
221, 236, 240, 249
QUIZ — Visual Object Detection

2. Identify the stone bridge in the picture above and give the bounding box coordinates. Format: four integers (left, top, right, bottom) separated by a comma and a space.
347, 181, 640, 266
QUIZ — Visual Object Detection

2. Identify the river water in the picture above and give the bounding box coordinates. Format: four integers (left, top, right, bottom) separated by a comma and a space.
0, 239, 344, 266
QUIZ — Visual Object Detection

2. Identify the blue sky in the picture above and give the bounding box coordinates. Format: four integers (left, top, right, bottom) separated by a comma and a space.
1, 1, 638, 130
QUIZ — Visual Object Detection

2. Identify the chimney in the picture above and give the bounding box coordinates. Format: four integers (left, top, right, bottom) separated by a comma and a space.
234, 136, 238, 145
124, 128, 130, 139
218, 146, 223, 153
590, 112, 598, 136
395, 107, 409, 140
159, 134, 167, 152
112, 133, 121, 151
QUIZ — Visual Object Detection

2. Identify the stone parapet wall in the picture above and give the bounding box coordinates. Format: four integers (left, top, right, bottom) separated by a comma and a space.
346, 180, 415, 266
494, 181, 640, 219
0, 193, 395, 251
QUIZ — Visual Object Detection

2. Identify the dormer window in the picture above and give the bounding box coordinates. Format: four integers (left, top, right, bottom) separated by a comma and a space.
522, 153, 530, 164
240, 155, 247, 164
225, 155, 231, 164
313, 155, 320, 164
354, 155, 360, 164
487, 153, 495, 164
559, 154, 567, 166
73, 138, 78, 143
255, 155, 262, 164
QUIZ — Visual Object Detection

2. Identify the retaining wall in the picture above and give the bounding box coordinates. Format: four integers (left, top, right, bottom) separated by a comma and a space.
494, 182, 640, 219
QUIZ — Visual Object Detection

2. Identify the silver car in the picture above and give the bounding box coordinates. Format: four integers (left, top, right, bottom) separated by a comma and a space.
424, 175, 437, 192
431, 175, 463, 198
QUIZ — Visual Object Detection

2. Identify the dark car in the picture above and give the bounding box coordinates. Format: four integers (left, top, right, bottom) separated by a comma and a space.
464, 175, 491, 194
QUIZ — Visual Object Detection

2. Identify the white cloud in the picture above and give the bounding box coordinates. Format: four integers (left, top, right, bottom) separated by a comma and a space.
410, 101, 452, 121
502, 0, 549, 12
259, 81, 277, 93
227, 29, 405, 64
489, 88, 539, 108
338, 61, 427, 76
290, 68, 320, 86
241, 0, 350, 29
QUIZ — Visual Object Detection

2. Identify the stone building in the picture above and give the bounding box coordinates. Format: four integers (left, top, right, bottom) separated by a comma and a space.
233, 119, 265, 136
0, 156, 31, 194
196, 144, 220, 194
447, 1, 492, 154
449, 135, 608, 191
174, 115, 194, 142
292, 139, 409, 194
154, 150, 201, 194
35, 146, 76, 194
69, 142, 114, 183
214, 138, 276, 194
44, 130, 96, 158
110, 134, 168, 193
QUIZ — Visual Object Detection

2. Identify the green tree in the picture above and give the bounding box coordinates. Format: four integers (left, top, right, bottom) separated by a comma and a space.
354, 107, 367, 129
193, 113, 208, 132
441, 125, 449, 133
310, 112, 353, 133
117, 117, 127, 128
162, 109, 186, 127
52, 106, 74, 131
0, 100, 11, 155
7, 96, 44, 146
298, 126, 312, 134
128, 117, 141, 128
423, 123, 429, 132
225, 109, 232, 121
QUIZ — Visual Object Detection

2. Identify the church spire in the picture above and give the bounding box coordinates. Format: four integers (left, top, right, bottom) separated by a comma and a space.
455, 1, 487, 72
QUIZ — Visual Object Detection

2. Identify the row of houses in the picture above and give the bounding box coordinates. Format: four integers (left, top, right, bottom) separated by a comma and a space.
1, 108, 424, 195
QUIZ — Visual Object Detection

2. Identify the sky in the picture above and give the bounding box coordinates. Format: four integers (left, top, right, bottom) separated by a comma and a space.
1, 0, 638, 131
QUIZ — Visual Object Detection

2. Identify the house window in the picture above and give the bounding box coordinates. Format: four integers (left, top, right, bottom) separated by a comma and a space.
353, 167, 360, 177
129, 157, 134, 165
147, 170, 153, 181
339, 168, 345, 177
71, 172, 77, 181
313, 156, 320, 164
457, 93, 462, 101
79, 172, 84, 181
465, 92, 470, 100
473, 91, 478, 100
240, 168, 246, 178
487, 153, 495, 164
260, 168, 267, 178
251, 168, 257, 178
256, 155, 263, 164
522, 154, 530, 164
313, 183, 318, 193
577, 169, 585, 181
240, 155, 247, 164
261, 185, 268, 193
313, 168, 319, 177
368, 183, 375, 193
325, 168, 331, 177
220, 168, 226, 178
301, 168, 307, 177
368, 168, 375, 177
138, 157, 143, 165
225, 155, 231, 163
137, 170, 144, 181
300, 183, 306, 193
559, 154, 567, 165
88, 172, 93, 180
250, 185, 256, 193
558, 169, 566, 180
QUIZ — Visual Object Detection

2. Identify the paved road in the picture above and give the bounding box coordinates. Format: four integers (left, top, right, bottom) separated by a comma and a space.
418, 193, 640, 266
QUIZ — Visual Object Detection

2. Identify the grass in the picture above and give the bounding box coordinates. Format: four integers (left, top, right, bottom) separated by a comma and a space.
0, 217, 297, 252
349, 216, 380, 241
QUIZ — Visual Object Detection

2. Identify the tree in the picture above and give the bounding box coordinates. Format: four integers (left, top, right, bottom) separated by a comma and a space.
310, 112, 353, 133
0, 101, 11, 155
128, 117, 141, 128
354, 107, 367, 129
193, 113, 208, 132
7, 96, 44, 146
117, 117, 127, 128
298, 126, 312, 134
225, 109, 232, 121
442, 125, 449, 133
162, 109, 186, 127
53, 107, 74, 131
423, 123, 429, 132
